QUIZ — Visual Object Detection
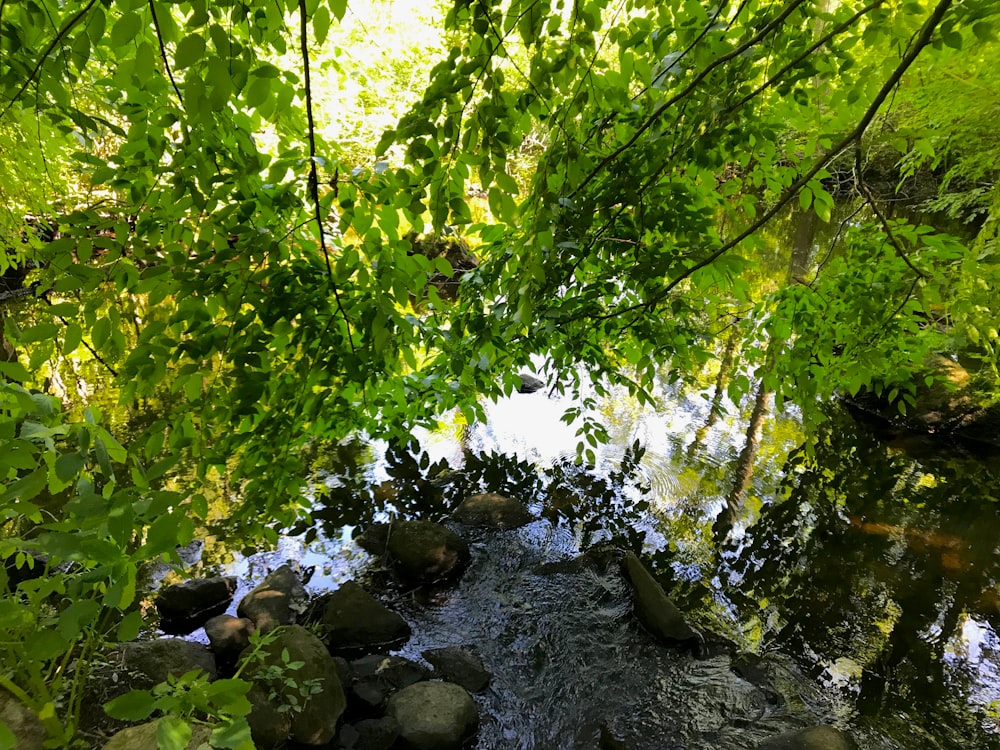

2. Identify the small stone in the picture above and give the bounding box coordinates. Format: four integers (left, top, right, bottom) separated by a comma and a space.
422, 646, 490, 693
322, 581, 411, 652
155, 576, 237, 629
387, 681, 478, 750
350, 654, 429, 690
452, 493, 535, 530
204, 615, 255, 660
236, 564, 308, 633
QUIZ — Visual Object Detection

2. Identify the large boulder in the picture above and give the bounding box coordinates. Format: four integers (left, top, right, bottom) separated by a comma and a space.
102, 720, 214, 750
119, 638, 217, 685
622, 552, 699, 646
358, 521, 470, 585
757, 725, 856, 750
0, 691, 46, 750
322, 581, 411, 653
237, 564, 308, 633
386, 681, 478, 750
452, 493, 534, 530
156, 576, 237, 632
240, 625, 346, 748
422, 646, 491, 693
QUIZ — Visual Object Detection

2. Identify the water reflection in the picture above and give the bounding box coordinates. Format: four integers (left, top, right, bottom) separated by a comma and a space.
292, 381, 1000, 749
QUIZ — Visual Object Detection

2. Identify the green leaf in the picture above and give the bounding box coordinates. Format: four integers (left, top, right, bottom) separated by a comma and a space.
55, 451, 86, 482
175, 34, 207, 69
105, 690, 156, 722
0, 361, 32, 382
63, 323, 83, 354
330, 0, 347, 21
110, 12, 142, 48
117, 610, 144, 640
156, 715, 192, 750
210, 718, 254, 749
0, 719, 16, 750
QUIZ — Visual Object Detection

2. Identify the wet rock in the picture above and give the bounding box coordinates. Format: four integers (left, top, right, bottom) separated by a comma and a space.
517, 373, 545, 393
386, 681, 478, 750
533, 546, 623, 576
0, 690, 46, 750
204, 614, 255, 661
452, 492, 535, 530
422, 646, 490, 693
358, 520, 470, 584
155, 576, 237, 631
240, 625, 346, 748
237, 564, 308, 633
351, 654, 429, 690
757, 725, 856, 750
322, 581, 411, 652
622, 551, 699, 646
120, 638, 217, 685
351, 716, 400, 749
102, 719, 213, 749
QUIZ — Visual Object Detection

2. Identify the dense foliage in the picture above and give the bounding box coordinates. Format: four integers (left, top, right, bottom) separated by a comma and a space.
1, 0, 999, 744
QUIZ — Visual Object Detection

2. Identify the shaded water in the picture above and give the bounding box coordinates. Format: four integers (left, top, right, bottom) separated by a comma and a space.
184, 378, 1000, 749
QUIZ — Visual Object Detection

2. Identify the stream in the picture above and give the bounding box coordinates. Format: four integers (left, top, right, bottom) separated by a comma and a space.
182, 376, 1000, 749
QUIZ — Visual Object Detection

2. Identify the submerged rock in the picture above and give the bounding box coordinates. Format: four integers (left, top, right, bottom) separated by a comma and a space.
622, 552, 699, 646
237, 564, 308, 633
155, 576, 236, 631
358, 520, 470, 584
240, 625, 346, 748
386, 681, 478, 750
322, 581, 411, 652
422, 646, 491, 693
452, 492, 535, 530
757, 725, 856, 750
102, 719, 214, 750
119, 638, 217, 685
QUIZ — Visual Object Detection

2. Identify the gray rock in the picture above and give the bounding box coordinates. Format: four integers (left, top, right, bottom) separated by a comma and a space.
102, 720, 213, 750
0, 691, 46, 750
156, 576, 237, 627
387, 681, 478, 750
120, 638, 217, 685
240, 625, 346, 749
322, 581, 411, 652
517, 372, 545, 393
757, 725, 856, 750
452, 493, 534, 530
237, 564, 308, 633
422, 646, 490, 693
204, 614, 255, 660
622, 551, 698, 645
358, 520, 470, 584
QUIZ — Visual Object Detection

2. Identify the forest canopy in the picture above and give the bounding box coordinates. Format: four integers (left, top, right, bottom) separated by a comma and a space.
1, 0, 1000, 744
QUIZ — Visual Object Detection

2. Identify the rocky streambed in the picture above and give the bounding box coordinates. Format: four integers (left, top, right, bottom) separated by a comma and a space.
88, 492, 856, 750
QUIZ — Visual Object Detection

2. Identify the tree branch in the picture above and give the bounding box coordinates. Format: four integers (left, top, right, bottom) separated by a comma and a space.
298, 0, 356, 357
149, 0, 183, 104
0, 0, 99, 120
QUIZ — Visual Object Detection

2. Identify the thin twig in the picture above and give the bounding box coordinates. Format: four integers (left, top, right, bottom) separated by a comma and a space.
149, 0, 183, 104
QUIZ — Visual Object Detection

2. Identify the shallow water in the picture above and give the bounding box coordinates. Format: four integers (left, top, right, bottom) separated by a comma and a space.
185, 380, 1000, 749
